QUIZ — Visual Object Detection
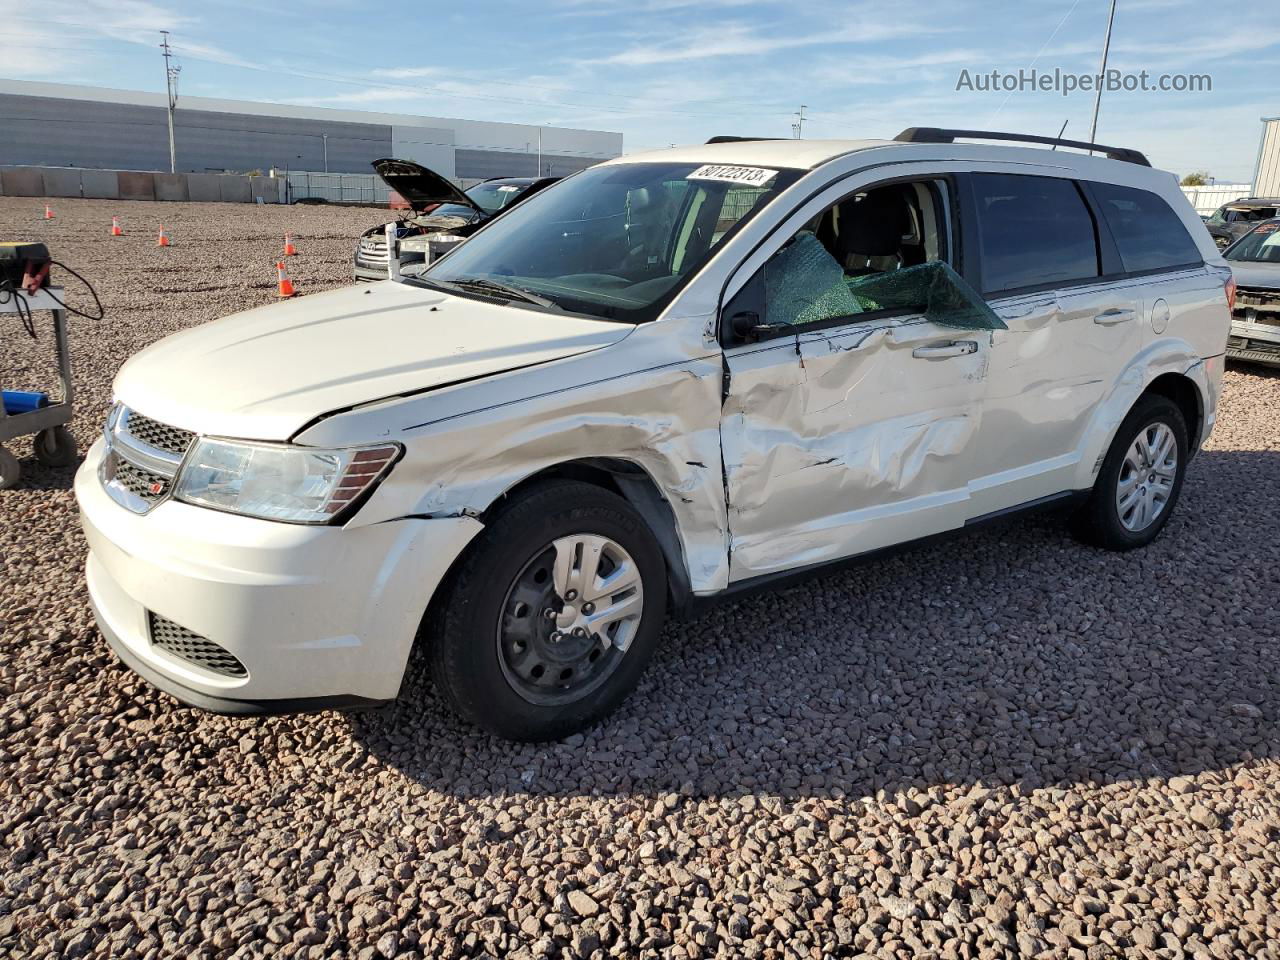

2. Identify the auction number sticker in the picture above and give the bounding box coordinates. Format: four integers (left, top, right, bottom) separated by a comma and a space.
687, 164, 778, 187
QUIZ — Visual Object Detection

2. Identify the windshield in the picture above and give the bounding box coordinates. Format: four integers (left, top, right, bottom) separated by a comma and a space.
1226, 221, 1280, 263
420, 161, 801, 324
465, 181, 529, 214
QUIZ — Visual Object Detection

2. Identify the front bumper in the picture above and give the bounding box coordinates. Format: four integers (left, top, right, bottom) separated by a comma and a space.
1227, 322, 1280, 367
76, 438, 483, 710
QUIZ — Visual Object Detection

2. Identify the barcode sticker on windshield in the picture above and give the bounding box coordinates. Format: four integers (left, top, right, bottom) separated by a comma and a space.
688, 164, 778, 187
497, 185, 521, 192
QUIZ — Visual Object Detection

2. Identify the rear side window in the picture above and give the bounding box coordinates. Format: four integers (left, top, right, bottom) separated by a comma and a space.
1090, 182, 1204, 273
972, 174, 1100, 294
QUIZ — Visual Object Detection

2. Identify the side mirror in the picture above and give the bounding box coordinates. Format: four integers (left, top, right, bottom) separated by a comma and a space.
730, 310, 785, 343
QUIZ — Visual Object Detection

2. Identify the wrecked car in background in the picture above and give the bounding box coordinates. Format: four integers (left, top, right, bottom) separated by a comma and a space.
1205, 197, 1280, 250
1224, 218, 1280, 366
78, 128, 1230, 741
353, 159, 557, 280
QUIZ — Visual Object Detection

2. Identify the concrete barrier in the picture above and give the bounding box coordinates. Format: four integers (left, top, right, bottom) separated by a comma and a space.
218, 176, 252, 203
117, 171, 156, 201
42, 169, 83, 198
1, 168, 44, 197
80, 170, 120, 199
250, 177, 282, 204
186, 174, 223, 203
0, 166, 282, 204
153, 174, 189, 202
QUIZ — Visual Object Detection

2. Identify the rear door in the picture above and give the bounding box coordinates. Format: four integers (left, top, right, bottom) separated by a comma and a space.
962, 172, 1144, 516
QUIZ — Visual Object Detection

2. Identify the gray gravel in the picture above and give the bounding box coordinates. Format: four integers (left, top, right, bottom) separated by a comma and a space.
3, 195, 1280, 959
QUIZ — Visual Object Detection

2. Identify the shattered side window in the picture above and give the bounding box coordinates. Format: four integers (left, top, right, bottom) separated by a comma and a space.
762, 233, 863, 328
844, 262, 1006, 331
753, 216, 1005, 332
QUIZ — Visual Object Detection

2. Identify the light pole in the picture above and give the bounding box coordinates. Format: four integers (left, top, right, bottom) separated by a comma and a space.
794, 105, 808, 139
1088, 0, 1119, 149
536, 127, 542, 177
160, 31, 181, 173
322, 134, 329, 173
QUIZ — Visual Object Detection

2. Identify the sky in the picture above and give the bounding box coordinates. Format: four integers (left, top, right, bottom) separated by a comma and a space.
3, 0, 1274, 183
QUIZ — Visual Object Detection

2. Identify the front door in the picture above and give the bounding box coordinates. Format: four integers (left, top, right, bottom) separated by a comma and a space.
722, 316, 990, 581
717, 175, 1000, 583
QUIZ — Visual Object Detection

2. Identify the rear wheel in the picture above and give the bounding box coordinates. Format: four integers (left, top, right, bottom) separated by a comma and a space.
428, 481, 666, 741
1072, 395, 1188, 551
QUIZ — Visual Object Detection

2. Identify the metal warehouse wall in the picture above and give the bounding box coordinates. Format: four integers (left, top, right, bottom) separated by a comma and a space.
454, 149, 602, 180
0, 93, 449, 175
1255, 118, 1280, 197
0, 81, 622, 186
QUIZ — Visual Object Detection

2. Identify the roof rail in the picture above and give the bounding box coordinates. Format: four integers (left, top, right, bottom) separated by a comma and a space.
705, 136, 782, 144
894, 127, 1150, 167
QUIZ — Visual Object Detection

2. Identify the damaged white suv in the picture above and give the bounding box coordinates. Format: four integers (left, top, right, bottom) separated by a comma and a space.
77, 128, 1231, 740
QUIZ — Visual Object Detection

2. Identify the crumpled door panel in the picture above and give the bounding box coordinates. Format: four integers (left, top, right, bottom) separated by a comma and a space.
722, 318, 989, 581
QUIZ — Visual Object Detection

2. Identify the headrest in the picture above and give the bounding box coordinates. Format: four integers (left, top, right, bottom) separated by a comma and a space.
837, 188, 910, 258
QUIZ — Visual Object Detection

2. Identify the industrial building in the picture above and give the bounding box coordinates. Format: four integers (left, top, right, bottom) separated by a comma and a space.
1255, 116, 1280, 198
0, 79, 622, 181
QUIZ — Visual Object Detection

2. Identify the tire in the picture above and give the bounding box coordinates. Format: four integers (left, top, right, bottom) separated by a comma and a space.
33, 426, 78, 468
1072, 394, 1188, 551
0, 446, 19, 490
428, 480, 667, 741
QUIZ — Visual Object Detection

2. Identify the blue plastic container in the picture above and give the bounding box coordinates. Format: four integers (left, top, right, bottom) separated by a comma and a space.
2, 390, 50, 415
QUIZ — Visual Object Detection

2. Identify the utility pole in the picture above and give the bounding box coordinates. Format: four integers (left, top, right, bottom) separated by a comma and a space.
160, 31, 181, 174
794, 105, 808, 139
537, 126, 542, 177
1088, 0, 1118, 150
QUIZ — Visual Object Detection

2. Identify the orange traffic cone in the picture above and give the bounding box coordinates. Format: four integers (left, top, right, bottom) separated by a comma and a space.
276, 261, 296, 298
283, 233, 297, 256
157, 225, 171, 247
44, 205, 55, 220
111, 216, 124, 236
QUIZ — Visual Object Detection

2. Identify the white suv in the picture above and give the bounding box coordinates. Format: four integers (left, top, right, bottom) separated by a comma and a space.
76, 128, 1232, 740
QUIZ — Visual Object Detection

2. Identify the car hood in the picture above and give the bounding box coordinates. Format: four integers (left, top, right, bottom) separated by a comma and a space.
114, 281, 633, 441
1228, 261, 1280, 289
372, 158, 482, 215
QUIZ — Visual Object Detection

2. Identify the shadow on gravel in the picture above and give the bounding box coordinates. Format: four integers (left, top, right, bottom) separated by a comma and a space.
2, 454, 81, 491
354, 448, 1280, 803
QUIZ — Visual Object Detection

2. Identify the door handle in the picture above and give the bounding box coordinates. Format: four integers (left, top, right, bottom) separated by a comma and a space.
912, 341, 978, 359
1093, 308, 1135, 325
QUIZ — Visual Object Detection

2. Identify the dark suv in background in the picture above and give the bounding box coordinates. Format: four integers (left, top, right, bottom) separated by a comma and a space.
354, 159, 558, 280
1205, 197, 1280, 250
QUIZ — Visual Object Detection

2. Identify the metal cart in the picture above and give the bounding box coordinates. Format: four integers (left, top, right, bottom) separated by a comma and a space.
1, 285, 78, 489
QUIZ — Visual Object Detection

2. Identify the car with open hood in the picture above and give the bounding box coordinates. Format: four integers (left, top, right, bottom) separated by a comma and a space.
353, 159, 557, 280
78, 128, 1229, 741
1224, 218, 1280, 366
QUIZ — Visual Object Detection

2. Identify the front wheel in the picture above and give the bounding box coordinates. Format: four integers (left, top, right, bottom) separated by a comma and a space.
1072, 395, 1188, 551
428, 481, 667, 741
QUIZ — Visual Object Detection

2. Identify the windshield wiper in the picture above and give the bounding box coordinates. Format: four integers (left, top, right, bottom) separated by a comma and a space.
448, 276, 561, 309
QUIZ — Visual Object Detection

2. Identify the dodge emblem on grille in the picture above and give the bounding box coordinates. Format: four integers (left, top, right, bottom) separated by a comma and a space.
148, 481, 164, 495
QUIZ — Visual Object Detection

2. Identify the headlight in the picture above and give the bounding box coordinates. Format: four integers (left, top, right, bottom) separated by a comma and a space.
174, 438, 400, 524
399, 237, 432, 252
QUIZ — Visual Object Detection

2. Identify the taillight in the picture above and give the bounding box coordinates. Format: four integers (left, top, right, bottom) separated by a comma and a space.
1225, 276, 1237, 312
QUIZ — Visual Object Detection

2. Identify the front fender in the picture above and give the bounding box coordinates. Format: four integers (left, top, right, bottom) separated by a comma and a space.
1070, 336, 1213, 492
321, 354, 731, 595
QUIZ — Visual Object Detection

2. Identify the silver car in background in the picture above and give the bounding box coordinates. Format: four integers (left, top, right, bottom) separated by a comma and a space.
1224, 218, 1280, 367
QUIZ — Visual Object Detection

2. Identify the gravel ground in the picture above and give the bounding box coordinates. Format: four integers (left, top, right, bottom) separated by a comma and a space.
2, 195, 1279, 960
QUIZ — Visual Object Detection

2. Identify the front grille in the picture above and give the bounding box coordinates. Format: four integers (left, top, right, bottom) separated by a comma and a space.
124, 411, 195, 456
149, 613, 247, 678
357, 238, 389, 265
113, 458, 171, 502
